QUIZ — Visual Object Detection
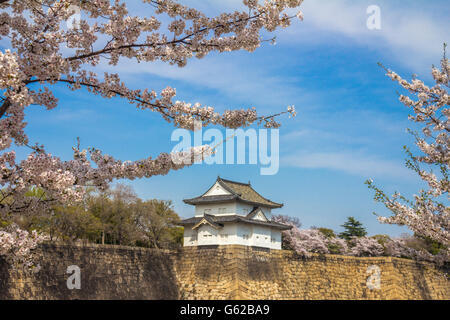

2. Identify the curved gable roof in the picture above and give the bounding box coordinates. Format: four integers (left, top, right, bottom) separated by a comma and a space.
183, 177, 283, 208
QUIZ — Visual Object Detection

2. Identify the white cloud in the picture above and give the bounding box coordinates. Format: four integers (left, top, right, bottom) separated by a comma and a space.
98, 56, 311, 112
283, 150, 413, 180
281, 0, 449, 71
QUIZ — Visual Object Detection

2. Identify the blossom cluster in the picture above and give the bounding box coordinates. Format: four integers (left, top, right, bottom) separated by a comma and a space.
274, 217, 348, 257
0, 224, 46, 270
347, 236, 384, 257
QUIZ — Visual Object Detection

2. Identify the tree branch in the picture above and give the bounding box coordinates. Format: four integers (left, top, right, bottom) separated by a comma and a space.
25, 77, 174, 119
0, 98, 11, 119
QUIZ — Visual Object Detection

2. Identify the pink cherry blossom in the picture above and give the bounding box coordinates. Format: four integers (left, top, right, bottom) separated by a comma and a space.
0, 224, 46, 270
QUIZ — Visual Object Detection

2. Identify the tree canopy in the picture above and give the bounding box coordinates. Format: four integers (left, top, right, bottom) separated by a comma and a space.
338, 217, 367, 240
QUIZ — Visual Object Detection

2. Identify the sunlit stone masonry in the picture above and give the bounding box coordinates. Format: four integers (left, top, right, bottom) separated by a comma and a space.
1, 244, 449, 300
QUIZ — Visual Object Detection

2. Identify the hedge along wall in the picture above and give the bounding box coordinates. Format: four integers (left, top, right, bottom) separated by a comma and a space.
0, 243, 448, 300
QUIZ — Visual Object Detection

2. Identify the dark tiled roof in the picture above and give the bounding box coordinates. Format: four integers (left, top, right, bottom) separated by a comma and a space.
183, 194, 238, 205
183, 177, 283, 208
178, 214, 291, 230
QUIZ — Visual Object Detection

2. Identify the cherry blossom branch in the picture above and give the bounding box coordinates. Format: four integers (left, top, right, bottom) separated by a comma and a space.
368, 49, 449, 254
65, 11, 266, 63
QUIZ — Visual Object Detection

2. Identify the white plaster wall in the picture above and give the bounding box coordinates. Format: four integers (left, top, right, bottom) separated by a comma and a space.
203, 182, 231, 196
270, 229, 282, 250
194, 202, 266, 217
252, 210, 266, 221
197, 224, 219, 245
235, 202, 255, 216
217, 224, 236, 245
236, 224, 252, 246
235, 203, 272, 218
183, 223, 282, 249
183, 227, 198, 247
251, 226, 271, 247
259, 207, 272, 219
194, 202, 237, 217
192, 201, 274, 218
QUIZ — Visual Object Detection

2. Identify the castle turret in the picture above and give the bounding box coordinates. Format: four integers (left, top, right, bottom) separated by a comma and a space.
179, 177, 290, 249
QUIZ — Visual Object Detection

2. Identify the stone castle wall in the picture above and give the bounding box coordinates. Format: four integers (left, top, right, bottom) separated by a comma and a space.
0, 243, 448, 300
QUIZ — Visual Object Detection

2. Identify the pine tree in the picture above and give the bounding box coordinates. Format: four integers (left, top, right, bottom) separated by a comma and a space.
339, 217, 367, 240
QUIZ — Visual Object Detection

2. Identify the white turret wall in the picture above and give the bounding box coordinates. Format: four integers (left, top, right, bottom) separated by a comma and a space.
183, 223, 282, 249
194, 201, 272, 218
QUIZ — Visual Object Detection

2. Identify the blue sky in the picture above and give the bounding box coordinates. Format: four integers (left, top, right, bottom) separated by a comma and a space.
8, 0, 450, 236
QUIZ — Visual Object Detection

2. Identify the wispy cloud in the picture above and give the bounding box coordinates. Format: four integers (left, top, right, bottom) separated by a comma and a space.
283, 150, 413, 180
180, 0, 448, 69
280, 106, 415, 181
98, 55, 310, 112
280, 0, 449, 71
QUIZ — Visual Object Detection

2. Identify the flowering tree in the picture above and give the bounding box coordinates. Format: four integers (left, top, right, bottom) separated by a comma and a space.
347, 236, 383, 257
0, 0, 303, 260
273, 216, 348, 256
0, 223, 46, 270
274, 216, 446, 263
366, 47, 449, 262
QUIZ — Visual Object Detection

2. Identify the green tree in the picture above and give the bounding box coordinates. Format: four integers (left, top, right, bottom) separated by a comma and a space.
413, 234, 446, 256
133, 199, 181, 249
168, 226, 184, 248
339, 217, 367, 240
314, 227, 346, 254
316, 227, 336, 239
87, 184, 140, 246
